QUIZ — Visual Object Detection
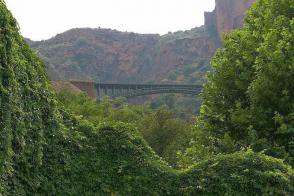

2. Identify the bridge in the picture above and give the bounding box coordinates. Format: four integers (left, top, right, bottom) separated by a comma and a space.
95, 83, 202, 99
59, 80, 202, 99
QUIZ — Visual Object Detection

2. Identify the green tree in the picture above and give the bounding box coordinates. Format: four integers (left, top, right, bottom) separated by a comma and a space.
140, 109, 192, 166
57, 90, 193, 166
184, 0, 294, 166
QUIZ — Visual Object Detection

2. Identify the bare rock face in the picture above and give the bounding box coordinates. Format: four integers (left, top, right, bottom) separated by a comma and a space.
205, 0, 255, 38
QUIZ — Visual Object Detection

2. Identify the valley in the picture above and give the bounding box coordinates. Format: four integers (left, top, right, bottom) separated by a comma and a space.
26, 0, 255, 116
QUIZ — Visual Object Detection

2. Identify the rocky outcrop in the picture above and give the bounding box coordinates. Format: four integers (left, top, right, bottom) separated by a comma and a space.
68, 80, 97, 98
205, 0, 255, 38
50, 80, 83, 93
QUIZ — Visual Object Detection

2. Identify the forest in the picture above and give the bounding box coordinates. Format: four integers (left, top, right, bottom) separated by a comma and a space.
0, 0, 293, 195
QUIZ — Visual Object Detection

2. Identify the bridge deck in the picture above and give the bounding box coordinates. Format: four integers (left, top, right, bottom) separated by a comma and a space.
52, 80, 203, 99
95, 83, 202, 99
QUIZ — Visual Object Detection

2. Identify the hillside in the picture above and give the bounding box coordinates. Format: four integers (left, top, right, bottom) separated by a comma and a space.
29, 27, 217, 84
26, 0, 256, 116
27, 0, 255, 85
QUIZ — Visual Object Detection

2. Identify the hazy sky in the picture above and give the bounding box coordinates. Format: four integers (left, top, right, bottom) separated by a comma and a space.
5, 0, 215, 41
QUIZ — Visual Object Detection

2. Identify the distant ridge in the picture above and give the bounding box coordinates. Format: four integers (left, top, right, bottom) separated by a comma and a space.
27, 0, 255, 85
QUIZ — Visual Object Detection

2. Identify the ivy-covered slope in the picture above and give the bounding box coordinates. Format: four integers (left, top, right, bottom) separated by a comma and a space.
0, 0, 293, 195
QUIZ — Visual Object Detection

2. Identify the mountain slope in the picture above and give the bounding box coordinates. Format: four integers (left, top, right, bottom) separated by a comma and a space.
27, 0, 256, 85
30, 27, 218, 84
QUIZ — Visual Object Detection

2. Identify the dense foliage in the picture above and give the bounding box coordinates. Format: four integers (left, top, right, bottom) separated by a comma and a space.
56, 90, 192, 166
0, 0, 293, 195
183, 0, 294, 167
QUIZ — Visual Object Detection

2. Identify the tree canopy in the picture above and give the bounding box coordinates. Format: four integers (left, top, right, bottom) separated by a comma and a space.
183, 0, 294, 166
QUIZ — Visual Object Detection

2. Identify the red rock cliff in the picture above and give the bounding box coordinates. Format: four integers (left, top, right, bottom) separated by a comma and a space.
205, 0, 255, 38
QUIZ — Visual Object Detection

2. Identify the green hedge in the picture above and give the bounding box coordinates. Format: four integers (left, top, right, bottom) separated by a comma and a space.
0, 0, 293, 195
